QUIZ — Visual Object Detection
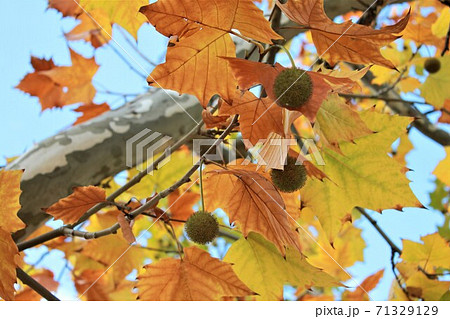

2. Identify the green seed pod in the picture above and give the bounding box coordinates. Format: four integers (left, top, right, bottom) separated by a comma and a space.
273, 68, 313, 110
424, 58, 441, 74
270, 156, 307, 193
184, 211, 219, 245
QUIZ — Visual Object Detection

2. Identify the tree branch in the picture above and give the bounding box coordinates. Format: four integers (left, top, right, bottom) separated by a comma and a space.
16, 268, 60, 301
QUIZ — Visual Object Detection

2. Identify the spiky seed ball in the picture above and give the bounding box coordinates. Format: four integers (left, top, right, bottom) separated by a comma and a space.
184, 211, 219, 245
273, 68, 313, 110
270, 156, 307, 193
424, 58, 441, 74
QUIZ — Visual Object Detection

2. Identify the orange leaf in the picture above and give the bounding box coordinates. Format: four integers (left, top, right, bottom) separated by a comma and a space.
15, 269, 59, 301
139, 0, 281, 44
148, 28, 237, 106
73, 102, 110, 126
204, 164, 302, 255
342, 269, 384, 301
136, 246, 254, 300
277, 0, 410, 68
224, 58, 359, 122
117, 214, 136, 244
202, 109, 231, 129
167, 189, 200, 223
0, 227, 20, 300
221, 91, 284, 148
44, 186, 106, 224
65, 10, 111, 48
48, 0, 82, 17
0, 170, 25, 233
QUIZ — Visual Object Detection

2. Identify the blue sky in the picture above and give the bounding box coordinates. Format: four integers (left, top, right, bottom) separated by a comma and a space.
1, 0, 448, 300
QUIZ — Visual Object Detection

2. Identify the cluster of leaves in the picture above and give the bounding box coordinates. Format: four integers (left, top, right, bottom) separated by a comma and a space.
2, 0, 450, 301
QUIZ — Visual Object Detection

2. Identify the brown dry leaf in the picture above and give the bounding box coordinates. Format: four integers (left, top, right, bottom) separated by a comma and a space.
221, 91, 284, 148
148, 28, 237, 106
74, 269, 111, 301
223, 58, 360, 122
204, 164, 302, 255
44, 186, 106, 224
117, 214, 136, 244
202, 109, 231, 129
139, 0, 281, 44
277, 0, 410, 68
73, 102, 110, 126
167, 189, 200, 223
0, 170, 25, 233
439, 100, 450, 124
136, 246, 254, 300
0, 227, 20, 301
342, 269, 384, 301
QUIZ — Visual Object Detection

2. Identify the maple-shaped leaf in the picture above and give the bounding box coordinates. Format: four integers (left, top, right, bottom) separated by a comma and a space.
224, 232, 338, 300
342, 269, 384, 301
204, 163, 302, 255
140, 0, 282, 44
0, 170, 25, 233
65, 10, 111, 48
40, 49, 98, 106
0, 227, 19, 301
148, 28, 237, 106
74, 269, 111, 301
16, 57, 65, 111
223, 58, 360, 122
401, 233, 450, 273
73, 102, 110, 126
276, 0, 410, 68
314, 93, 373, 152
420, 55, 450, 108
136, 246, 254, 300
301, 110, 421, 243
220, 91, 284, 148
79, 0, 147, 39
44, 186, 106, 224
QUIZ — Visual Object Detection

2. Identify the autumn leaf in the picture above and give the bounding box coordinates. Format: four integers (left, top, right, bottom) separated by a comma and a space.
314, 93, 373, 152
204, 163, 302, 255
147, 28, 236, 106
65, 10, 111, 48
0, 228, 19, 301
139, 0, 281, 44
136, 246, 254, 300
73, 102, 110, 126
15, 269, 59, 301
434, 146, 450, 185
48, 0, 82, 17
167, 188, 200, 223
223, 58, 361, 122
79, 0, 147, 39
44, 186, 106, 224
421, 55, 450, 108
277, 0, 410, 68
220, 91, 284, 148
401, 233, 450, 273
224, 232, 338, 300
342, 269, 384, 301
406, 272, 450, 301
0, 170, 25, 232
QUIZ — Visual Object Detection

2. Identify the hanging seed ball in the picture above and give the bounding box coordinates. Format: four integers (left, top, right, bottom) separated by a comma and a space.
424, 58, 441, 74
273, 68, 313, 110
184, 211, 219, 245
270, 156, 307, 193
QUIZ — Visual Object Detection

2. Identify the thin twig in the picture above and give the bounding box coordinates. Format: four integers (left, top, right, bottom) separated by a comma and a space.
117, 27, 157, 66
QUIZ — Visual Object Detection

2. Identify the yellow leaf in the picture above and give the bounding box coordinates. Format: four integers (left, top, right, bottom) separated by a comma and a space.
301, 110, 420, 243
224, 232, 338, 300
421, 55, 450, 108
79, 0, 147, 39
0, 170, 25, 232
0, 227, 20, 301
433, 147, 450, 185
432, 7, 450, 38
65, 10, 112, 48
136, 246, 254, 300
401, 233, 450, 273
406, 272, 450, 300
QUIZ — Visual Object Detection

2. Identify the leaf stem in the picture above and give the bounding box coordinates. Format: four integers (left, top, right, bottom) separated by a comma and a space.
199, 158, 206, 212
273, 44, 296, 68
